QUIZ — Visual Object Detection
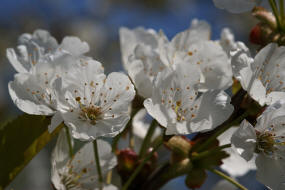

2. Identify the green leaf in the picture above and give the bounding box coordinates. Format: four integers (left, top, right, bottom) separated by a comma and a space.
0, 114, 62, 189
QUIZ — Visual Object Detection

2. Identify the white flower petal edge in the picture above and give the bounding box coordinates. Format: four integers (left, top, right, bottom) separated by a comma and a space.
120, 19, 232, 98
51, 130, 117, 190
8, 72, 56, 115
8, 50, 89, 115
169, 19, 211, 52
144, 61, 233, 135
119, 26, 158, 71
7, 29, 58, 73
218, 127, 256, 177
231, 120, 257, 161
220, 28, 238, 56
127, 44, 165, 98
59, 36, 90, 57
213, 0, 260, 13
56, 61, 135, 141
231, 101, 285, 189
231, 43, 285, 106
158, 19, 232, 91
255, 155, 285, 190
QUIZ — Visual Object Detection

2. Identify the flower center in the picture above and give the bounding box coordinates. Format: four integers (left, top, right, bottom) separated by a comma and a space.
76, 97, 102, 124
255, 130, 285, 159
256, 132, 276, 155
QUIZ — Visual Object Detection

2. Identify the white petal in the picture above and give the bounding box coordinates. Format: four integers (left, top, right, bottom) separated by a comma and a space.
187, 41, 233, 90
231, 120, 257, 161
8, 74, 55, 115
119, 27, 158, 70
63, 110, 130, 141
48, 111, 63, 133
6, 48, 29, 73
127, 59, 153, 98
256, 155, 285, 190
127, 44, 165, 98
60, 36, 90, 56
51, 129, 73, 190
194, 90, 234, 130
101, 72, 135, 112
171, 19, 211, 51
230, 42, 253, 79
144, 98, 168, 128
218, 127, 256, 177
20, 29, 58, 51
220, 28, 237, 56
71, 140, 117, 175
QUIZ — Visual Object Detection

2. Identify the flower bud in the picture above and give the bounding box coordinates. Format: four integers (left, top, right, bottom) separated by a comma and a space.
117, 148, 138, 181
252, 6, 277, 29
165, 136, 192, 162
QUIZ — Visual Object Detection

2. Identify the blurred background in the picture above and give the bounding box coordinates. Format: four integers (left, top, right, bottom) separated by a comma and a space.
0, 0, 268, 189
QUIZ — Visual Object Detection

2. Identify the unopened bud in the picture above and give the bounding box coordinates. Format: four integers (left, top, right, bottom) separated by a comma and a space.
250, 23, 274, 46
117, 148, 138, 172
165, 136, 192, 162
252, 6, 277, 29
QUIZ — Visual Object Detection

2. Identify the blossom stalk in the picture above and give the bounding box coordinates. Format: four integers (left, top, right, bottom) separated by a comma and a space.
208, 168, 248, 190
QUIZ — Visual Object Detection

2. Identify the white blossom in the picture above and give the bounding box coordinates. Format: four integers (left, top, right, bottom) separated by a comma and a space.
55, 60, 135, 141
7, 29, 58, 73
213, 0, 261, 13
119, 26, 164, 98
120, 20, 233, 98
7, 29, 90, 74
219, 28, 238, 56
158, 19, 233, 91
51, 130, 118, 190
7, 31, 94, 132
119, 27, 159, 72
231, 101, 285, 189
144, 62, 233, 135
218, 127, 256, 177
231, 43, 285, 106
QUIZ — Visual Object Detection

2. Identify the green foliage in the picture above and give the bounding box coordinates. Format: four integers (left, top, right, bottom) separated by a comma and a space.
0, 114, 61, 189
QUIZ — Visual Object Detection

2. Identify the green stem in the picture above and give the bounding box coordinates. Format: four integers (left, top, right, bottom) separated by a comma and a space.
142, 159, 192, 190
194, 111, 249, 153
269, 0, 282, 30
93, 140, 103, 190
208, 168, 248, 190
139, 119, 157, 157
64, 125, 73, 158
192, 144, 231, 161
122, 140, 163, 190
280, 0, 285, 29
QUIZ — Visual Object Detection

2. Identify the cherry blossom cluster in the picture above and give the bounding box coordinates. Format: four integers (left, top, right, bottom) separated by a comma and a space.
6, 1, 285, 188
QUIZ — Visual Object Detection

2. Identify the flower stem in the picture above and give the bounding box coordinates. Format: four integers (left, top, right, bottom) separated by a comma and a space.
93, 140, 103, 190
139, 119, 157, 157
194, 111, 249, 153
269, 0, 282, 30
280, 0, 285, 29
208, 168, 248, 190
64, 125, 73, 158
192, 144, 231, 161
122, 140, 163, 190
